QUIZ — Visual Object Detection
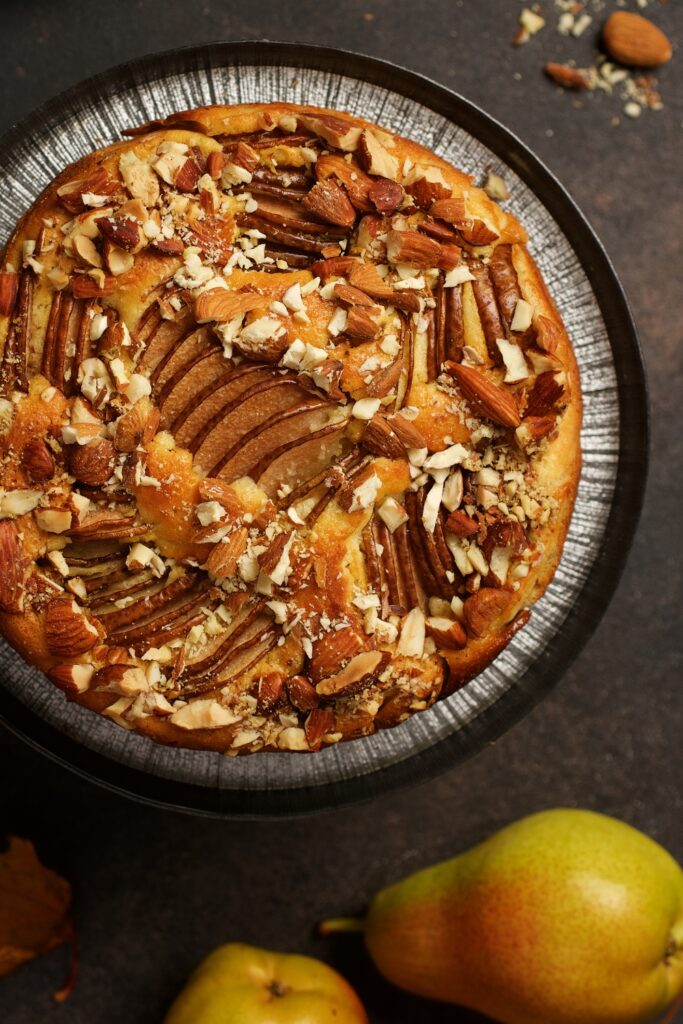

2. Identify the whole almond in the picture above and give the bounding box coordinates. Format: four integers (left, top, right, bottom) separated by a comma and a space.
302, 179, 356, 228
603, 12, 672, 68
463, 588, 512, 638
68, 438, 116, 485
444, 361, 521, 428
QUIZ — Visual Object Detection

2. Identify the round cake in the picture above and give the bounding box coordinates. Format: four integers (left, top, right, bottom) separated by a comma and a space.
0, 102, 581, 754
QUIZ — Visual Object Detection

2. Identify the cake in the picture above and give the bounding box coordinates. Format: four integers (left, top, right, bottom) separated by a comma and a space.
0, 102, 581, 754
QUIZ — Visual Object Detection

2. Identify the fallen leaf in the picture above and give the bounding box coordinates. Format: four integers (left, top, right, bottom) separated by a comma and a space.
0, 836, 77, 1000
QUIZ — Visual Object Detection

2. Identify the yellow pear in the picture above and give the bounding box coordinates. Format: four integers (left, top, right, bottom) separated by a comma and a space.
322, 810, 683, 1024
164, 942, 368, 1024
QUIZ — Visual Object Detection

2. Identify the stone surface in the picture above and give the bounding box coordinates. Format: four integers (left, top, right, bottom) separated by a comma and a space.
0, 2, 681, 1022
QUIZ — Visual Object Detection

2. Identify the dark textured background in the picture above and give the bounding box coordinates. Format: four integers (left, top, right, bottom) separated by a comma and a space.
1, 2, 681, 1021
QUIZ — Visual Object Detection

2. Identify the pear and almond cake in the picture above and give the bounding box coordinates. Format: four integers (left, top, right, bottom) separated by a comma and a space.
0, 102, 581, 754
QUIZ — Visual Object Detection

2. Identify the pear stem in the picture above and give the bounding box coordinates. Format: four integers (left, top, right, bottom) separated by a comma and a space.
660, 990, 683, 1024
317, 916, 364, 937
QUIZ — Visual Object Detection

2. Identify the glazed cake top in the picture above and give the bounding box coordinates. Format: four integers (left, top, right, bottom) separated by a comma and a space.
0, 102, 581, 754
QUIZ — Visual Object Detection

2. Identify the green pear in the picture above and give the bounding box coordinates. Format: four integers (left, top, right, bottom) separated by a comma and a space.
322, 810, 683, 1024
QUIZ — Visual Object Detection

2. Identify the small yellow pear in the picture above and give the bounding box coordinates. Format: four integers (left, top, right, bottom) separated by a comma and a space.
164, 942, 368, 1024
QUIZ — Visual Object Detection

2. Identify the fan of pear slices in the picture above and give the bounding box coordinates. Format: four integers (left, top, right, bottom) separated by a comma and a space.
0, 102, 581, 755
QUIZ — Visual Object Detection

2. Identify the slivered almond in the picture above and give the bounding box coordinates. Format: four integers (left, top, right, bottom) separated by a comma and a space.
386, 230, 441, 269
194, 288, 264, 323
463, 588, 512, 637
315, 649, 387, 697
45, 597, 100, 656
205, 526, 248, 579
0, 272, 19, 316
301, 180, 356, 228
426, 616, 467, 650
444, 361, 521, 428
310, 625, 366, 683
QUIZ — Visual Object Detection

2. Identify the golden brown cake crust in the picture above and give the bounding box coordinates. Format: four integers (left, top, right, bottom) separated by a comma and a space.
0, 102, 581, 754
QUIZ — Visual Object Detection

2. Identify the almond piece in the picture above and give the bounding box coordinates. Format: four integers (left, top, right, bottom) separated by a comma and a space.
47, 662, 94, 699
406, 177, 451, 210
287, 675, 320, 712
309, 255, 358, 282
298, 113, 362, 151
334, 283, 377, 308
174, 157, 202, 193
56, 167, 118, 214
0, 521, 28, 613
194, 288, 264, 323
463, 588, 512, 638
315, 154, 374, 211
310, 625, 366, 683
430, 197, 467, 226
388, 414, 428, 449
114, 397, 159, 452
68, 437, 116, 485
386, 230, 441, 269
345, 305, 380, 342
544, 63, 590, 89
96, 215, 141, 252
304, 708, 336, 749
445, 509, 479, 537
301, 180, 356, 228
444, 361, 521, 428
426, 616, 467, 650
361, 416, 405, 459
0, 272, 19, 317
602, 11, 672, 68
258, 531, 293, 579
21, 439, 55, 482
357, 130, 399, 179
206, 151, 227, 179
459, 220, 499, 246
256, 672, 285, 713
205, 526, 248, 579
515, 415, 557, 447
315, 649, 386, 697
232, 142, 259, 172
368, 178, 404, 214
45, 597, 100, 656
